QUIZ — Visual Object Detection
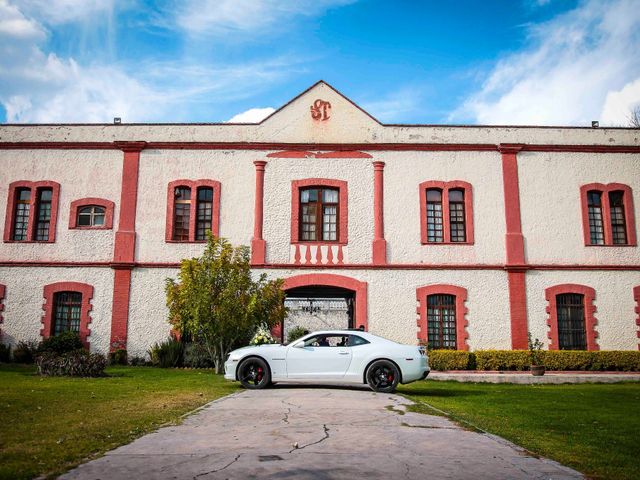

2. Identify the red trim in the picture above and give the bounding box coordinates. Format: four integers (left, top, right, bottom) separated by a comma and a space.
291, 179, 348, 245
634, 286, 640, 349
110, 268, 131, 351
251, 161, 267, 265
2, 141, 640, 153
500, 147, 526, 265
282, 273, 368, 330
267, 150, 372, 158
372, 161, 387, 264
68, 198, 115, 230
419, 180, 474, 245
416, 284, 469, 350
580, 183, 637, 246
165, 179, 222, 242
507, 271, 528, 349
41, 282, 93, 348
545, 284, 598, 351
3, 181, 60, 243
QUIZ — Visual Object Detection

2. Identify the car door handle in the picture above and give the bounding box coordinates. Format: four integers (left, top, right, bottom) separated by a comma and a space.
338, 351, 350, 355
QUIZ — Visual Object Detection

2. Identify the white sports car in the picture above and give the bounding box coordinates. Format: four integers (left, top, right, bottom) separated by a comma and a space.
224, 330, 430, 393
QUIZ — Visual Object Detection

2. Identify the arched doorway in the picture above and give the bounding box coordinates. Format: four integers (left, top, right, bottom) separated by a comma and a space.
274, 273, 368, 343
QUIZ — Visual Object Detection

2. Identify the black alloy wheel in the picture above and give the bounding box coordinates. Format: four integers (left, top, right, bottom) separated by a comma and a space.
366, 360, 400, 393
237, 357, 271, 389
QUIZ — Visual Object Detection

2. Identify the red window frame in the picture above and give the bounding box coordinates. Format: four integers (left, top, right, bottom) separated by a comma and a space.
41, 282, 94, 349
165, 179, 221, 243
419, 180, 474, 245
580, 183, 636, 246
69, 198, 115, 229
3, 181, 61, 243
416, 284, 469, 350
545, 284, 599, 351
291, 179, 348, 245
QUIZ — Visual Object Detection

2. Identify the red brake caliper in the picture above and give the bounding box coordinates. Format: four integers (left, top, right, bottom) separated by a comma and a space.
257, 367, 263, 381
387, 374, 394, 382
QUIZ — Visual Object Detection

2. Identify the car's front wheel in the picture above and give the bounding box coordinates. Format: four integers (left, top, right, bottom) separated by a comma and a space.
366, 360, 400, 393
237, 357, 270, 389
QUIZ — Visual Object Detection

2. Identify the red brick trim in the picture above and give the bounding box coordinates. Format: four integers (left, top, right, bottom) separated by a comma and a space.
416, 284, 469, 350
68, 198, 115, 230
41, 282, 93, 348
507, 271, 528, 349
634, 286, 640, 349
278, 273, 368, 336
291, 179, 348, 245
110, 268, 131, 351
3, 180, 60, 243
580, 183, 637, 246
419, 180, 474, 245
545, 284, 598, 351
372, 161, 387, 264
251, 161, 267, 265
165, 179, 222, 242
500, 147, 526, 265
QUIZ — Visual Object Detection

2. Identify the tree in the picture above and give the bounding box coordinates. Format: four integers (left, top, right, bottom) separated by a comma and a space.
629, 106, 640, 128
165, 235, 287, 373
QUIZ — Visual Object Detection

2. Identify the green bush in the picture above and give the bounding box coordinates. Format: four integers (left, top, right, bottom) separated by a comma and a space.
148, 338, 183, 368
428, 350, 475, 370
287, 326, 308, 344
38, 332, 84, 355
183, 343, 214, 368
475, 350, 532, 371
540, 350, 594, 371
128, 356, 150, 366
0, 344, 10, 363
589, 351, 640, 371
36, 350, 107, 377
13, 341, 39, 364
108, 349, 128, 366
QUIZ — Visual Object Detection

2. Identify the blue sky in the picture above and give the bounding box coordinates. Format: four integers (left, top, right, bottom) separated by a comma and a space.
1, 0, 639, 125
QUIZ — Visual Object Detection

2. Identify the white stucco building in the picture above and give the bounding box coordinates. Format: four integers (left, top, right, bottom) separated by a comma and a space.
1, 81, 639, 356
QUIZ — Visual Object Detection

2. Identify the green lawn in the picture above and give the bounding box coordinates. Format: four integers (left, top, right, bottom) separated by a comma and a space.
0, 365, 238, 480
399, 381, 640, 480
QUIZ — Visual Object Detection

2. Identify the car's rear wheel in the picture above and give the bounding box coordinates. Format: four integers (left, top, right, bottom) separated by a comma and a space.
237, 357, 270, 389
366, 360, 400, 393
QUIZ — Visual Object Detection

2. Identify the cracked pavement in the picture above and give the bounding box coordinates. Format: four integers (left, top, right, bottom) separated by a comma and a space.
60, 385, 583, 479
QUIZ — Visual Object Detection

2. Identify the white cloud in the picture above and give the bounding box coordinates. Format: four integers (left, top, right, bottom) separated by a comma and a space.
173, 0, 356, 36
453, 0, 640, 126
227, 107, 275, 123
601, 78, 640, 126
15, 0, 116, 25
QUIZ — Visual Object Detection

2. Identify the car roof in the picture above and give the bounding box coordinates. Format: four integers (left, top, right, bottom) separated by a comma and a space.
302, 330, 388, 342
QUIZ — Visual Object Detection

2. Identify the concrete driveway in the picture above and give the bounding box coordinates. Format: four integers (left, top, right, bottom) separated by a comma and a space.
61, 385, 582, 480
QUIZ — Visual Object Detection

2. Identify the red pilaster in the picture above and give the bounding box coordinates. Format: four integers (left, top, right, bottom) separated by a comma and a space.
110, 141, 145, 351
372, 161, 387, 265
500, 144, 528, 349
251, 161, 267, 265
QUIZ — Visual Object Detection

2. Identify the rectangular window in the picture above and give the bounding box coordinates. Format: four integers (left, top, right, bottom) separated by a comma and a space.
556, 293, 587, 350
587, 191, 604, 245
34, 188, 52, 241
426, 189, 443, 242
173, 187, 191, 241
300, 188, 339, 242
609, 191, 627, 245
427, 294, 456, 349
448, 189, 466, 242
12, 188, 31, 241
53, 291, 83, 336
196, 187, 213, 241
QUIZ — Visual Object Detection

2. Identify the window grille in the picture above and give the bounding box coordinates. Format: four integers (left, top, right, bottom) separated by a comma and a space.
448, 189, 466, 242
426, 189, 444, 242
77, 205, 106, 227
12, 188, 31, 241
34, 188, 52, 241
196, 187, 213, 241
427, 294, 456, 349
556, 293, 587, 350
52, 291, 83, 336
609, 191, 627, 245
173, 187, 191, 241
587, 191, 605, 245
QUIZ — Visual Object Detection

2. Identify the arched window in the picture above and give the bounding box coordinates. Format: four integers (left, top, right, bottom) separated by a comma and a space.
420, 181, 474, 245
4, 181, 60, 242
52, 291, 83, 336
42, 282, 94, 348
580, 183, 636, 246
427, 294, 457, 349
545, 284, 598, 351
166, 180, 221, 243
69, 198, 115, 230
416, 284, 469, 350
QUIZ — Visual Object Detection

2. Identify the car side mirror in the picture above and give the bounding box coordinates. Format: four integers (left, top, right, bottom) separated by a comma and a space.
292, 341, 304, 348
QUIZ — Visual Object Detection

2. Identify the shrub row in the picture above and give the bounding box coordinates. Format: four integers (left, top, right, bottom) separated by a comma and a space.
36, 350, 107, 377
428, 349, 640, 371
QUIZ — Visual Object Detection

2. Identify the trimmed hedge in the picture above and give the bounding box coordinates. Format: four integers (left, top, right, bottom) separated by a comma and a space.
428, 350, 640, 372
36, 350, 107, 377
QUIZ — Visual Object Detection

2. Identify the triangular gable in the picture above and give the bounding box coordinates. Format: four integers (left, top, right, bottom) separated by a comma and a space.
255, 81, 384, 144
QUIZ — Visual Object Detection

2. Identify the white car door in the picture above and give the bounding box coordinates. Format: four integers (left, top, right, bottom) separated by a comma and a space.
286, 334, 352, 380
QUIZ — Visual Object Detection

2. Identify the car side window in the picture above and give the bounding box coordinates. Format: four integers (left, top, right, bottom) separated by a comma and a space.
303, 335, 349, 347
348, 335, 370, 347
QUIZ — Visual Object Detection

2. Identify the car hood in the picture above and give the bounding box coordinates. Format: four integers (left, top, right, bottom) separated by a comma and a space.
229, 344, 284, 356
